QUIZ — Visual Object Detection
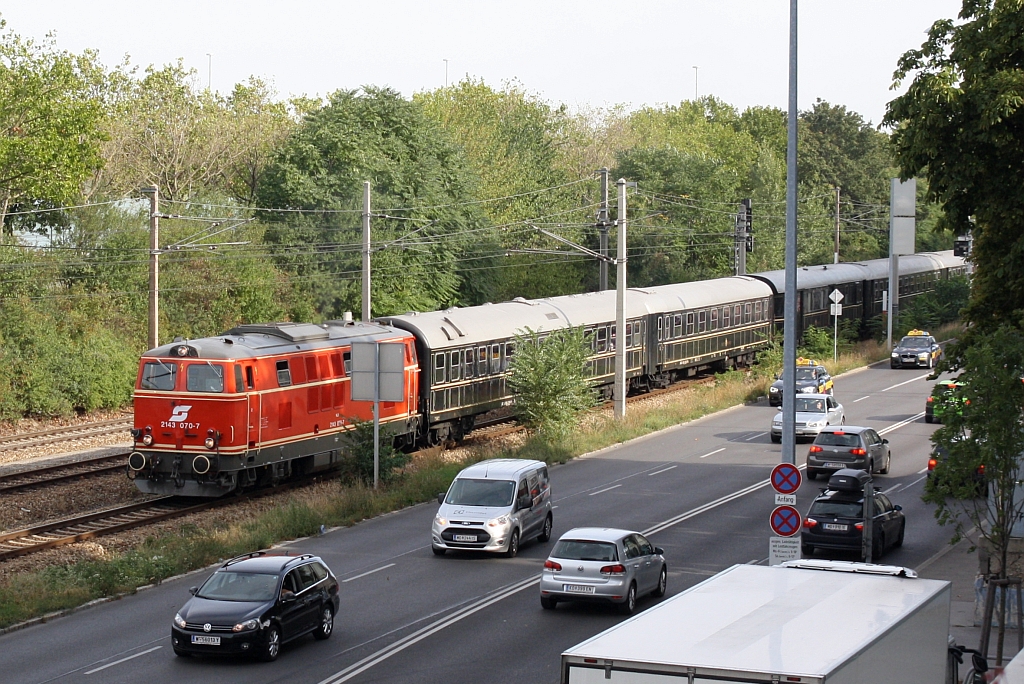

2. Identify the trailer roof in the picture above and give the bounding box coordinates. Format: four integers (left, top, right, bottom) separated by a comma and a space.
561, 563, 949, 679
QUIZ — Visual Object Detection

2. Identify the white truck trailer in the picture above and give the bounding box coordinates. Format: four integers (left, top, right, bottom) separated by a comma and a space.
560, 560, 950, 684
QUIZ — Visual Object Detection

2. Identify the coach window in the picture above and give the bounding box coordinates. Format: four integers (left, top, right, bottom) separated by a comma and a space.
491, 344, 501, 373
234, 365, 244, 393
744, 302, 752, 324
464, 348, 474, 379
449, 350, 461, 382
765, 298, 771, 316
723, 305, 731, 328
673, 314, 682, 338
710, 308, 719, 331
276, 360, 292, 387
504, 342, 515, 370
434, 353, 445, 384
755, 300, 762, 322
187, 363, 224, 392
733, 304, 742, 326
478, 346, 488, 375
141, 361, 177, 390
685, 312, 694, 335
698, 310, 706, 333
245, 366, 255, 390
626, 322, 633, 348
597, 326, 608, 353
657, 317, 663, 342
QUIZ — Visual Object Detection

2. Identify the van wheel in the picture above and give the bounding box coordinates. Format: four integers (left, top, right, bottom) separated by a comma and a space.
504, 530, 520, 558
541, 596, 558, 610
652, 566, 667, 597
538, 514, 553, 543
618, 583, 637, 615
432, 547, 446, 556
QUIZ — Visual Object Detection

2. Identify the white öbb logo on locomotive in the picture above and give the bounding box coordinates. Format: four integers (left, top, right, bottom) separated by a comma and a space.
161, 405, 199, 429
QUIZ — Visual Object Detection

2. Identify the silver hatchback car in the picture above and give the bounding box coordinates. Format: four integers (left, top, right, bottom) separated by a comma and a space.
539, 528, 667, 614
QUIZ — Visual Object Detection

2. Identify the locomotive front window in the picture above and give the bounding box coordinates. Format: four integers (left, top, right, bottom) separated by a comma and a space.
141, 361, 177, 390
187, 363, 225, 393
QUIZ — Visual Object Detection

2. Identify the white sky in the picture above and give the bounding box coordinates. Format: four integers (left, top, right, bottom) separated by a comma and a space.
5, 0, 963, 126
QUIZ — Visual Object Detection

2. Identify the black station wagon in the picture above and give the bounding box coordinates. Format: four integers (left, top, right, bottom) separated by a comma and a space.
172, 551, 340, 661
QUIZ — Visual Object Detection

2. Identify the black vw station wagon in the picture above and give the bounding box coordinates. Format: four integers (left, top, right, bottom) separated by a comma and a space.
172, 551, 340, 662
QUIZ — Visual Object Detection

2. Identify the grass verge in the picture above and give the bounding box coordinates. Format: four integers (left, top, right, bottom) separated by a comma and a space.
0, 328, 960, 630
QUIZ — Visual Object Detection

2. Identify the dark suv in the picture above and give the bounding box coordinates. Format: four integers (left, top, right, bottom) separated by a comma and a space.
801, 470, 906, 560
171, 551, 340, 662
806, 426, 890, 480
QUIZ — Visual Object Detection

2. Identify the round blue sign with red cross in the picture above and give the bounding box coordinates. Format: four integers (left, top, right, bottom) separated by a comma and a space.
770, 505, 802, 537
771, 463, 802, 495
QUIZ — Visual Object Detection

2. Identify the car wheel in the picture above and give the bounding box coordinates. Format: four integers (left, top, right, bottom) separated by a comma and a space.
925, 414, 933, 424
801, 543, 814, 556
867, 459, 874, 475
806, 470, 817, 481
873, 532, 885, 559
891, 362, 898, 369
652, 565, 668, 598
841, 416, 846, 425
538, 514, 553, 543
504, 530, 520, 559
895, 520, 905, 548
770, 433, 781, 444
431, 547, 446, 556
258, 625, 281, 662
313, 605, 333, 641
618, 583, 637, 615
880, 453, 891, 475
540, 596, 558, 610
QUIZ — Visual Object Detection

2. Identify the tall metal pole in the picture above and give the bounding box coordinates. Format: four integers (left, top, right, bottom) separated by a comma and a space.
598, 168, 610, 291
693, 66, 698, 100
143, 186, 160, 350
887, 253, 899, 349
834, 186, 841, 264
373, 343, 380, 489
862, 479, 875, 562
781, 0, 799, 466
362, 181, 371, 322
614, 178, 628, 420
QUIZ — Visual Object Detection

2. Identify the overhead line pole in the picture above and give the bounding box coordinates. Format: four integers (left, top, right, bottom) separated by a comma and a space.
142, 186, 160, 349
834, 186, 841, 264
362, 181, 371, 321
614, 178, 629, 421
598, 168, 610, 290
782, 0, 799, 466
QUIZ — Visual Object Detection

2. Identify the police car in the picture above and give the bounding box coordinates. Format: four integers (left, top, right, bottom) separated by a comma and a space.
890, 330, 943, 369
768, 358, 834, 407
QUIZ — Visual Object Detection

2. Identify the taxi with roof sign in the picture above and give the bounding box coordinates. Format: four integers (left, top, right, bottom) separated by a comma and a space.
891, 330, 943, 369
768, 358, 833, 407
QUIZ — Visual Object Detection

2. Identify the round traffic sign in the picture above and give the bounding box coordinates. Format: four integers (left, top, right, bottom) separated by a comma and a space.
770, 505, 802, 537
771, 463, 802, 495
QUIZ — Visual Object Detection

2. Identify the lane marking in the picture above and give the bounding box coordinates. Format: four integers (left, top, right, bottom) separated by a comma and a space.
343, 563, 396, 583
648, 465, 677, 476
902, 474, 928, 490
745, 432, 767, 442
699, 447, 726, 459
881, 374, 930, 392
878, 412, 925, 435
85, 646, 162, 675
882, 483, 902, 495
589, 484, 622, 496
918, 467, 929, 474
853, 395, 871, 403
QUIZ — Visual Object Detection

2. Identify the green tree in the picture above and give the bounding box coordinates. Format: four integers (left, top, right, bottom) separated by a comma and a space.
339, 419, 410, 486
508, 327, 595, 439
0, 19, 106, 232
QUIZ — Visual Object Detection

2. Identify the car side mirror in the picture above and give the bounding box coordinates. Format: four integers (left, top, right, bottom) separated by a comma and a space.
894, 505, 903, 511
281, 592, 296, 604
882, 438, 889, 444
189, 586, 198, 595
654, 547, 665, 556
437, 492, 445, 505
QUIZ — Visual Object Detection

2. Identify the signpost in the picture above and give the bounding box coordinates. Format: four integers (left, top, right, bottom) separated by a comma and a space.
830, 289, 844, 361
350, 341, 406, 488
768, 464, 803, 565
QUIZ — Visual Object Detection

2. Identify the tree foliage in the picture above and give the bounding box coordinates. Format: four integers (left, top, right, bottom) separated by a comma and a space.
339, 418, 410, 487
507, 327, 595, 438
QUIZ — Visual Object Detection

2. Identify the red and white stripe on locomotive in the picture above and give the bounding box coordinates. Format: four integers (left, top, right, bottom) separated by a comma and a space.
127, 321, 420, 497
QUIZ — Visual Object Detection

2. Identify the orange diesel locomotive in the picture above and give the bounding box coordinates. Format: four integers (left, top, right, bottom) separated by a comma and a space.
127, 321, 420, 497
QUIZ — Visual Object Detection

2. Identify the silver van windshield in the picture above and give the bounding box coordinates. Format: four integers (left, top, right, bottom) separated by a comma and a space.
445, 479, 516, 507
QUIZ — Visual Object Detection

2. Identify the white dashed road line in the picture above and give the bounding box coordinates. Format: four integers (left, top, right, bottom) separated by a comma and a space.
589, 484, 622, 496
745, 432, 767, 441
85, 646, 162, 675
853, 395, 871, 403
648, 465, 678, 476
878, 412, 925, 435
343, 563, 396, 583
881, 374, 930, 392
699, 448, 726, 459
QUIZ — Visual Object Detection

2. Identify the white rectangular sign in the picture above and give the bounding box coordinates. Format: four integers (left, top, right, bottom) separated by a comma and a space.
775, 493, 797, 506
769, 536, 801, 567
350, 342, 407, 403
890, 178, 917, 255
830, 303, 842, 316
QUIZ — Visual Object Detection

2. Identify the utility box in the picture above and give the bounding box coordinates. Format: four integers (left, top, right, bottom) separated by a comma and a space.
560, 561, 950, 684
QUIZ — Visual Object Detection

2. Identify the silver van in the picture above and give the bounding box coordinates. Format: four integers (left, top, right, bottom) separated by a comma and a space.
431, 458, 553, 558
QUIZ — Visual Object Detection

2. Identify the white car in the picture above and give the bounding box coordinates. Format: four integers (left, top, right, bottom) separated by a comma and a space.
770, 394, 844, 443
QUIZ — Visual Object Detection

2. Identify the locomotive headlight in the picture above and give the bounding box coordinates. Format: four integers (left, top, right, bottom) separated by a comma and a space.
142, 434, 154, 446
204, 437, 216, 449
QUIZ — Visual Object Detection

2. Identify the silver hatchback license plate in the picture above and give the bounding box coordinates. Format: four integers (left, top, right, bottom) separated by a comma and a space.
191, 635, 221, 645
823, 523, 848, 532
563, 584, 596, 594
453, 534, 476, 542
824, 462, 845, 468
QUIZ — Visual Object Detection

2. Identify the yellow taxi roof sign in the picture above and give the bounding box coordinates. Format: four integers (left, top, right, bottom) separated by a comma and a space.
907, 329, 930, 336
795, 357, 821, 366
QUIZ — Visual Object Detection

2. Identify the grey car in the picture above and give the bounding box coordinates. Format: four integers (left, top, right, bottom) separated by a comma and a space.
806, 426, 891, 480
539, 527, 667, 614
770, 394, 845, 443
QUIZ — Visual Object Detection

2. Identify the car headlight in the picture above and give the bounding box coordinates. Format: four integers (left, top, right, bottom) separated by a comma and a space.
891, 352, 899, 357
435, 515, 448, 527
487, 515, 510, 528
799, 387, 814, 393
918, 353, 929, 359
174, 613, 187, 629
769, 387, 779, 393
233, 618, 260, 632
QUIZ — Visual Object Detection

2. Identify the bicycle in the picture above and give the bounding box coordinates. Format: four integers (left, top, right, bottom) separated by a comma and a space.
949, 641, 989, 683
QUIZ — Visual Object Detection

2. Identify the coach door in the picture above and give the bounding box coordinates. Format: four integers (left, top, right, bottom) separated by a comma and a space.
244, 364, 261, 450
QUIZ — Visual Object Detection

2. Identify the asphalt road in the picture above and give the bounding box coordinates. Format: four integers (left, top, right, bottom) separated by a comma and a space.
1, 362, 949, 684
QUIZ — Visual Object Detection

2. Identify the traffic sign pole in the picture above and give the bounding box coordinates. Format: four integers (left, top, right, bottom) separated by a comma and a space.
830, 288, 844, 362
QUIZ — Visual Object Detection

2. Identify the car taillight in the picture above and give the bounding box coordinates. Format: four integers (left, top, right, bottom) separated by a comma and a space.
978, 464, 986, 475
600, 564, 626, 575
928, 458, 938, 471
855, 522, 864, 530
927, 396, 934, 403
851, 448, 866, 456
544, 560, 562, 572
804, 518, 818, 528
809, 445, 823, 453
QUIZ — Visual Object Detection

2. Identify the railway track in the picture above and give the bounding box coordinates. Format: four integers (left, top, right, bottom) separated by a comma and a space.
0, 418, 133, 453
0, 453, 130, 494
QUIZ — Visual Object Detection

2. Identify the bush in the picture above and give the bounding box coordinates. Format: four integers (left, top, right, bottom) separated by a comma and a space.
338, 419, 411, 486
